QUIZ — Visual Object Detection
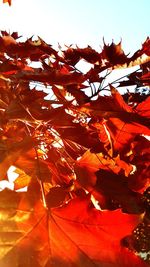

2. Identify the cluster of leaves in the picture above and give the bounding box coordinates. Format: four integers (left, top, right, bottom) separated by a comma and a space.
0, 30, 150, 267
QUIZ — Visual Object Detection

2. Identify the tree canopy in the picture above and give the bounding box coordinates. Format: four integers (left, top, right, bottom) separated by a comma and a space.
0, 19, 150, 267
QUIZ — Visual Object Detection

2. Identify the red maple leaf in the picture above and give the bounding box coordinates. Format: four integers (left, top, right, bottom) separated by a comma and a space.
0, 189, 148, 267
0, 31, 149, 266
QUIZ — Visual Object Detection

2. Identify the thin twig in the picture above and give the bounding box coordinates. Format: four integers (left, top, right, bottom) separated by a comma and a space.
25, 123, 47, 208
34, 147, 47, 208
89, 68, 140, 99
101, 68, 140, 90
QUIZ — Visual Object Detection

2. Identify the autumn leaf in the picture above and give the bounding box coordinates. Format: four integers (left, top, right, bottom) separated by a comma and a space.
0, 31, 149, 266
127, 136, 150, 192
77, 88, 150, 151
142, 37, 150, 56
106, 117, 150, 151
63, 46, 101, 65
136, 96, 150, 118
77, 87, 133, 119
101, 39, 150, 69
0, 189, 148, 267
3, 0, 11, 5
57, 122, 102, 149
78, 86, 149, 123
101, 40, 129, 65
13, 167, 32, 190
63, 138, 86, 160
95, 169, 144, 213
10, 69, 85, 86
0, 137, 36, 180
65, 85, 89, 105
74, 150, 143, 212
104, 119, 144, 151
109, 84, 133, 113
75, 148, 132, 179
46, 186, 68, 208
5, 99, 35, 121
0, 32, 59, 61
14, 150, 52, 187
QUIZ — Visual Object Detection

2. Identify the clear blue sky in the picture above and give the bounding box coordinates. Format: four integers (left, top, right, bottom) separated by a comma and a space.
0, 0, 149, 54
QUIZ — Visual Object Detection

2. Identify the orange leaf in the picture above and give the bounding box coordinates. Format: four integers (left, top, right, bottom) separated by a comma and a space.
0, 190, 148, 267
110, 85, 132, 113
14, 168, 31, 190
107, 118, 150, 151
3, 0, 11, 5
136, 96, 150, 118
0, 137, 35, 180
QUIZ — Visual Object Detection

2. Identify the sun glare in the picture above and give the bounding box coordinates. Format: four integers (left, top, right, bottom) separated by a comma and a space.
0, 166, 16, 191
0, 166, 27, 192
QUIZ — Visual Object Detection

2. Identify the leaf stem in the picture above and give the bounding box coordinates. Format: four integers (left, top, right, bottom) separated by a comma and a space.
34, 147, 47, 208
101, 68, 141, 90
25, 123, 47, 208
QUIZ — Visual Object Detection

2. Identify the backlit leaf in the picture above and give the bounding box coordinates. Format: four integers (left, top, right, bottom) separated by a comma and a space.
3, 0, 11, 5
0, 32, 149, 266
0, 190, 148, 267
